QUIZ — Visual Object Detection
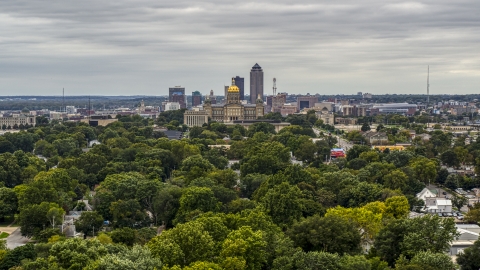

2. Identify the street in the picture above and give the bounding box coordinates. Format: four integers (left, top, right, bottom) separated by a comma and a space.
313, 127, 354, 151
5, 228, 29, 249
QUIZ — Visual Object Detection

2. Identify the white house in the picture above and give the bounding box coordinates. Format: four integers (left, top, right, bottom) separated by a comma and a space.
416, 188, 437, 201
424, 197, 452, 213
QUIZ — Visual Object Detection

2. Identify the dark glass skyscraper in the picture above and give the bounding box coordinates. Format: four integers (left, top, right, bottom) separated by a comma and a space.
250, 63, 263, 104
192, 91, 202, 107
234, 76, 245, 101
169, 86, 186, 109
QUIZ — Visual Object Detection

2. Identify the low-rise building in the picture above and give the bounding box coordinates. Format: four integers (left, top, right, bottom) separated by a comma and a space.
449, 224, 480, 257
80, 115, 118, 127
184, 108, 209, 127
424, 197, 452, 213
164, 102, 181, 111
316, 109, 335, 125
0, 114, 36, 128
362, 131, 388, 145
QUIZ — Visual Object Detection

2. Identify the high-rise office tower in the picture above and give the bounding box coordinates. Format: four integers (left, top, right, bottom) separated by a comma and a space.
192, 91, 202, 107
250, 63, 263, 104
169, 86, 186, 109
234, 76, 245, 100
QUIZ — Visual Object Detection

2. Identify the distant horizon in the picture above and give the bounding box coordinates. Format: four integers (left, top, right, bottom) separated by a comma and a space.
1, 93, 480, 98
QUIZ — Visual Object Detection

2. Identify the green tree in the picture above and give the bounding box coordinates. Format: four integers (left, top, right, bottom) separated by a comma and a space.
338, 182, 383, 208
339, 255, 371, 270
440, 149, 459, 168
240, 174, 268, 199
346, 145, 371, 161
110, 227, 136, 246
383, 150, 415, 168
46, 205, 65, 228
0, 244, 36, 270
385, 196, 410, 219
465, 203, 480, 223
0, 187, 18, 220
220, 226, 267, 270
409, 157, 437, 185
74, 211, 104, 237
383, 169, 408, 192
260, 182, 303, 228
246, 122, 276, 137
180, 155, 215, 183
451, 194, 468, 210
287, 215, 361, 255
84, 245, 163, 270
374, 214, 458, 266
110, 199, 149, 228
148, 221, 216, 267
408, 251, 456, 270
272, 250, 341, 270
361, 122, 371, 132
153, 184, 183, 227
17, 202, 60, 238
174, 187, 219, 224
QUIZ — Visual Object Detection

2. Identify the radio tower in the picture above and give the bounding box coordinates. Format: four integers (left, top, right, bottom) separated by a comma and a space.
273, 78, 277, 95
427, 66, 430, 107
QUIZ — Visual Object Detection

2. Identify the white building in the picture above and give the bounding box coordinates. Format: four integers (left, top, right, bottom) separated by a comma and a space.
66, 106, 76, 114
0, 115, 36, 128
184, 108, 209, 127
416, 188, 437, 201
424, 197, 452, 213
164, 102, 181, 111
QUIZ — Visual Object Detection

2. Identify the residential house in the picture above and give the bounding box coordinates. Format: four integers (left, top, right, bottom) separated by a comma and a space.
416, 187, 437, 201
424, 197, 452, 213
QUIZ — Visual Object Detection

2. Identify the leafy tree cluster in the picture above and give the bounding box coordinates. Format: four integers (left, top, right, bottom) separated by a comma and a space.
0, 114, 470, 269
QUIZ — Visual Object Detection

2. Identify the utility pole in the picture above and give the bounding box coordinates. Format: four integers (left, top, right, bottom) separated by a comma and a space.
427, 65, 430, 108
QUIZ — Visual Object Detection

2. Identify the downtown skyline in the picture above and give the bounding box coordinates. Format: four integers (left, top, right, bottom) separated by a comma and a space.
0, 0, 479, 96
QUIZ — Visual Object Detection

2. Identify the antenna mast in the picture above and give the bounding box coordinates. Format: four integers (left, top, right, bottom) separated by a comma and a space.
427, 66, 430, 107
273, 78, 277, 95
62, 88, 65, 113
88, 96, 91, 119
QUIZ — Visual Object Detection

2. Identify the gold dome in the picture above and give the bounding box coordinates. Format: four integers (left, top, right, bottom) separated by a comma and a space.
228, 77, 240, 93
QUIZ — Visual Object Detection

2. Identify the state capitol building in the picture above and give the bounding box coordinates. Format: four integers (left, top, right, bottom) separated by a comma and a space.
204, 78, 264, 123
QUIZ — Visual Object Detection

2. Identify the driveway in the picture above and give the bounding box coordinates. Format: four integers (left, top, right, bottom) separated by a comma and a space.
6, 228, 29, 249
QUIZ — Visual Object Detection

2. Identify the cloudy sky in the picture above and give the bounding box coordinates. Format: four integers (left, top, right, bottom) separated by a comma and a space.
0, 0, 479, 96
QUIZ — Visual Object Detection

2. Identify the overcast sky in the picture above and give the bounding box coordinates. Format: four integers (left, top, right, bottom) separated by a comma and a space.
0, 0, 479, 96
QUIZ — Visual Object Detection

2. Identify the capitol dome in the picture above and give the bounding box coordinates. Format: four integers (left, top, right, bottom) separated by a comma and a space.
227, 78, 240, 93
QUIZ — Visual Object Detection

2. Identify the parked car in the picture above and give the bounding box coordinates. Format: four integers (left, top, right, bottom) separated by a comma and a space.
452, 212, 458, 217
457, 215, 464, 220
446, 213, 453, 217
437, 213, 443, 217
442, 212, 448, 217
466, 195, 476, 199
442, 191, 447, 195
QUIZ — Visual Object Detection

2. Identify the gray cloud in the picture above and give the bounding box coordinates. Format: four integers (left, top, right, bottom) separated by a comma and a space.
0, 0, 479, 96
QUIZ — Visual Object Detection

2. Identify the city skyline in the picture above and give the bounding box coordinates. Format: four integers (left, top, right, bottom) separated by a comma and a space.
0, 0, 479, 95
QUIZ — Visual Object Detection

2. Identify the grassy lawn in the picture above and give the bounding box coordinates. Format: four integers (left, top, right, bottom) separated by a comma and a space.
0, 232, 9, 239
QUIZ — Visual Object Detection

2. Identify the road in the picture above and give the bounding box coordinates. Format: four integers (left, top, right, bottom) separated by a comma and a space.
6, 228, 29, 249
336, 136, 354, 151
313, 128, 354, 151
